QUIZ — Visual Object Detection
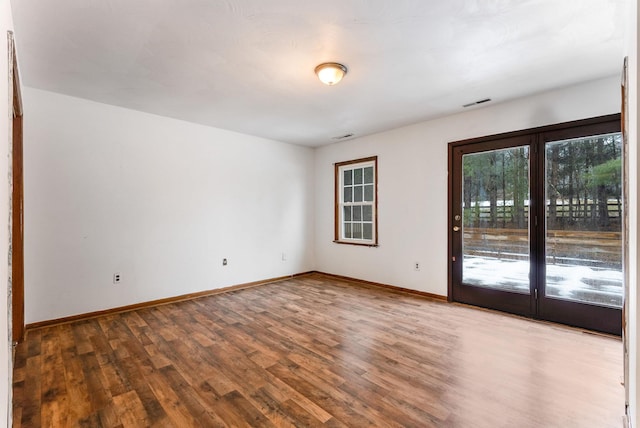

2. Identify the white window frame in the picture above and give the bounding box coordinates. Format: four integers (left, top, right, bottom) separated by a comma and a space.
334, 156, 378, 246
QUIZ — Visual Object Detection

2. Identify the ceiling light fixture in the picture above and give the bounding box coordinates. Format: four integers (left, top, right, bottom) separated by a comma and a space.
315, 62, 348, 86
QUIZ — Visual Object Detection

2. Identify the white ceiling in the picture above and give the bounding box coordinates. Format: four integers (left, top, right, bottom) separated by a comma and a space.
11, 0, 628, 147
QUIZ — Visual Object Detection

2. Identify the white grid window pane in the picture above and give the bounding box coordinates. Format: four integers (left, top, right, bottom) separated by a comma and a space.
344, 170, 353, 185
344, 186, 353, 202
364, 184, 373, 201
353, 206, 362, 221
363, 223, 373, 240
352, 223, 362, 239
354, 186, 363, 202
336, 158, 377, 244
364, 167, 374, 184
354, 168, 363, 184
363, 205, 372, 221
343, 206, 352, 221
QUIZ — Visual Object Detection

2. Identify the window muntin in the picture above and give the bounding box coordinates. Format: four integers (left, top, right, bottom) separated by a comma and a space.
335, 157, 378, 245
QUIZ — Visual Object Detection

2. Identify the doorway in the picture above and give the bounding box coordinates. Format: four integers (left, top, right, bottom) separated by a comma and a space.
448, 115, 622, 335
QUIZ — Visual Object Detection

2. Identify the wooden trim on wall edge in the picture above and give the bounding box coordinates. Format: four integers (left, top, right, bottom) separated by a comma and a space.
314, 271, 447, 301
26, 271, 447, 331
26, 271, 315, 330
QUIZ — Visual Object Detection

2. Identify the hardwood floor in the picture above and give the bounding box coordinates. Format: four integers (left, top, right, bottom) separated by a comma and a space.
13, 273, 623, 427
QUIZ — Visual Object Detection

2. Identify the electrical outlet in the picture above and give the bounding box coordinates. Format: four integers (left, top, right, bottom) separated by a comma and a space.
282, 252, 287, 261
222, 258, 228, 266
414, 262, 420, 271
113, 273, 121, 284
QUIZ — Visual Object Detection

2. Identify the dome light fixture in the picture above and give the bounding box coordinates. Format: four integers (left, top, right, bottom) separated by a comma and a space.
315, 62, 348, 86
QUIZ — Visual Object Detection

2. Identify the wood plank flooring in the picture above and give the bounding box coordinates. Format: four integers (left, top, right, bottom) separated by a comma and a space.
13, 273, 623, 427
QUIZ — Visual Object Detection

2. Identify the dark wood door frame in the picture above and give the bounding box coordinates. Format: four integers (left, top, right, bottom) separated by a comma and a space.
448, 114, 622, 335
9, 31, 25, 343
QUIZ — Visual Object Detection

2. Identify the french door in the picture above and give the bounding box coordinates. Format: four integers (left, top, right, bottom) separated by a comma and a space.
449, 115, 622, 335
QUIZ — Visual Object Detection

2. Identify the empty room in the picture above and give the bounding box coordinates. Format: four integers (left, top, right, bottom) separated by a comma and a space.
2, 0, 640, 427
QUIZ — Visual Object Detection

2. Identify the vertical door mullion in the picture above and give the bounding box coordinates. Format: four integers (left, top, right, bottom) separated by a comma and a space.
530, 135, 544, 318
450, 147, 463, 298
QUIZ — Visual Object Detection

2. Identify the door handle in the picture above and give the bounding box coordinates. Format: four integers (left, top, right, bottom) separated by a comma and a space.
453, 226, 460, 232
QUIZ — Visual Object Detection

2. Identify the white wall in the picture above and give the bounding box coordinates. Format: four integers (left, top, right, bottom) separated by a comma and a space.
23, 88, 315, 323
315, 76, 621, 296
1, 3, 15, 426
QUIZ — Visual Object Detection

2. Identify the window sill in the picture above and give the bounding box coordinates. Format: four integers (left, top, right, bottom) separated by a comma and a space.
333, 240, 379, 248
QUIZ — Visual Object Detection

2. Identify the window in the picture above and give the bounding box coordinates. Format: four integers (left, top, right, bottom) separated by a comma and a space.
335, 156, 378, 245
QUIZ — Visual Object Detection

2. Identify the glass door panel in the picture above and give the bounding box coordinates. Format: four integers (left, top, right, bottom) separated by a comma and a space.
451, 115, 622, 334
462, 146, 531, 294
544, 133, 623, 308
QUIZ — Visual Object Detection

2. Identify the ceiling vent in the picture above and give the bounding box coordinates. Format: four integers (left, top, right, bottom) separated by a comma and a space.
332, 133, 354, 140
463, 98, 492, 108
